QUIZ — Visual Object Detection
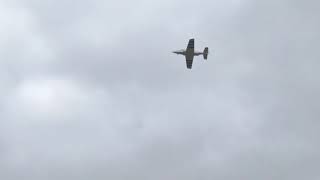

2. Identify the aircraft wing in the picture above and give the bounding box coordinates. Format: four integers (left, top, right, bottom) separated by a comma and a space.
186, 39, 195, 69
187, 39, 194, 50
185, 54, 194, 69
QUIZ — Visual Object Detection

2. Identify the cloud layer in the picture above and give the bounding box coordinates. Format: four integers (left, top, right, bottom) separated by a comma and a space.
1, 0, 320, 179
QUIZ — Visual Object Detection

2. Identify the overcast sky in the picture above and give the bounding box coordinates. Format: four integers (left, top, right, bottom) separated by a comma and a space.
1, 0, 320, 179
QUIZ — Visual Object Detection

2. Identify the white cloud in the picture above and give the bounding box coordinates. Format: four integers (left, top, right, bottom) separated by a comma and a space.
3, 77, 109, 123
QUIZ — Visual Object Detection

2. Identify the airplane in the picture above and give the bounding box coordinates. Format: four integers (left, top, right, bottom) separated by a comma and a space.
173, 38, 209, 69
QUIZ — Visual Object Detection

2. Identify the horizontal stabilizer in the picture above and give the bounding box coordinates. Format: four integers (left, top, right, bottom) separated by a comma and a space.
203, 47, 209, 60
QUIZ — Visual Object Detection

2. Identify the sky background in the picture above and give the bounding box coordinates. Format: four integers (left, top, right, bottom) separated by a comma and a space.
1, 0, 320, 179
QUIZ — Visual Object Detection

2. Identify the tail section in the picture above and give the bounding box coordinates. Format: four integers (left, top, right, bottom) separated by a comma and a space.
203, 47, 209, 60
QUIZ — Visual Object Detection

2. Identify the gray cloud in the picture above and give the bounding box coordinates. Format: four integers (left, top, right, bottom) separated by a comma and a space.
1, 0, 320, 179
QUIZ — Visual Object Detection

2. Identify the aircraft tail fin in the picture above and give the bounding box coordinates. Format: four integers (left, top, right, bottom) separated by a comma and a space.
203, 47, 209, 60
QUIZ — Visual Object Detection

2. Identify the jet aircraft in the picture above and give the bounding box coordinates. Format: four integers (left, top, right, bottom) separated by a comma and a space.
173, 38, 209, 69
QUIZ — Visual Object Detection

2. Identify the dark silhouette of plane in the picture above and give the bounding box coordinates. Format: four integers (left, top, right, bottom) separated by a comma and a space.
173, 39, 209, 69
